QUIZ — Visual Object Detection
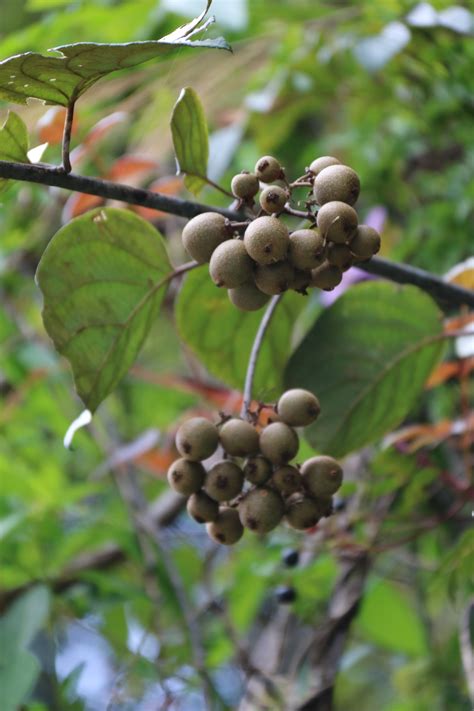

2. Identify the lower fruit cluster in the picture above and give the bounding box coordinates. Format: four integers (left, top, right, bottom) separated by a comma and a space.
167, 388, 343, 545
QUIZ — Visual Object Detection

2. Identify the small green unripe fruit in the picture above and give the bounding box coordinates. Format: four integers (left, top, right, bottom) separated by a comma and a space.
259, 186, 288, 214
255, 261, 294, 295
327, 243, 354, 271
187, 490, 219, 523
255, 155, 283, 183
238, 487, 285, 533
209, 239, 254, 288
301, 455, 343, 497
182, 212, 229, 263
175, 417, 218, 461
244, 216, 289, 265
272, 465, 302, 496
349, 225, 381, 259
286, 495, 322, 530
310, 261, 343, 290
231, 172, 260, 200
167, 458, 205, 496
309, 156, 341, 176
206, 507, 244, 545
205, 460, 244, 502
219, 418, 259, 457
313, 165, 360, 206
288, 229, 325, 271
277, 388, 320, 427
259, 422, 299, 465
316, 201, 358, 243
289, 269, 312, 293
228, 282, 270, 312
243, 456, 272, 485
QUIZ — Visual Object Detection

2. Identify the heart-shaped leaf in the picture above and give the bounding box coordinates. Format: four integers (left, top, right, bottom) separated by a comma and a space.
176, 266, 305, 399
171, 87, 209, 195
285, 282, 444, 457
36, 208, 172, 412
0, 112, 30, 191
0, 1, 230, 107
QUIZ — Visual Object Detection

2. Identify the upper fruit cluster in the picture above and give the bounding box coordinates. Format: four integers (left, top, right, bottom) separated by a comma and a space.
181, 155, 381, 310
167, 388, 343, 545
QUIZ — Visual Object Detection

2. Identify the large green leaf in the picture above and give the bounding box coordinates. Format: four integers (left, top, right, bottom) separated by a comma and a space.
0, 112, 29, 191
285, 282, 444, 457
0, 1, 230, 107
36, 208, 172, 412
171, 87, 209, 195
176, 266, 304, 398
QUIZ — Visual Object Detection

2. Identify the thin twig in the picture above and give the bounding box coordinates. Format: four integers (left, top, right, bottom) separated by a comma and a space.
240, 295, 282, 421
0, 159, 473, 308
61, 100, 76, 174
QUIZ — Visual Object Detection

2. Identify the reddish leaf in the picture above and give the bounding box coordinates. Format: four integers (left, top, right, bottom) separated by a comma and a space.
37, 106, 78, 145
426, 357, 474, 388
62, 192, 103, 222
133, 176, 183, 220
107, 155, 158, 182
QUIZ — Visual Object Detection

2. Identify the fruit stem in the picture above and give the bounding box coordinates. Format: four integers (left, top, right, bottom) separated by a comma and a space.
240, 294, 282, 421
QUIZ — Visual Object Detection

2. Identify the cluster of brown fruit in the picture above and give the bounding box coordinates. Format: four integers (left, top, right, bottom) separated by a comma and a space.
181, 155, 381, 311
167, 388, 343, 545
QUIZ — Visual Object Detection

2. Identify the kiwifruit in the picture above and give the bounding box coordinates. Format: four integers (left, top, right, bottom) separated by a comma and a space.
254, 261, 294, 295
244, 216, 289, 265
228, 282, 270, 312
277, 388, 320, 427
219, 418, 260, 457
167, 458, 205, 496
313, 165, 360, 206
301, 455, 343, 497
285, 495, 322, 530
316, 201, 358, 244
259, 422, 299, 465
272, 465, 302, 496
231, 172, 260, 200
243, 456, 273, 485
288, 229, 325, 271
310, 261, 343, 290
289, 269, 312, 293
255, 156, 283, 183
238, 487, 285, 533
175, 417, 219, 461
182, 212, 229, 263
349, 225, 381, 259
205, 460, 244, 502
209, 239, 255, 288
326, 243, 354, 271
259, 185, 288, 214
206, 507, 244, 545
186, 490, 219, 523
309, 156, 341, 176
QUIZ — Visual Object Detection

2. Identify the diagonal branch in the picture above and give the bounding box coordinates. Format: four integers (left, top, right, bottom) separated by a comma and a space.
0, 159, 473, 308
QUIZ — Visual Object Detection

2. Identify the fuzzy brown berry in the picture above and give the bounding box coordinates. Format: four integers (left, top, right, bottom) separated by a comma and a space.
277, 389, 320, 427
206, 507, 244, 545
182, 212, 229, 263
259, 422, 299, 465
205, 460, 244, 502
313, 165, 360, 206
219, 418, 260, 457
255, 156, 283, 183
175, 418, 219, 461
238, 487, 285, 533
301, 456, 343, 497
167, 458, 205, 496
209, 239, 254, 288
244, 216, 289, 265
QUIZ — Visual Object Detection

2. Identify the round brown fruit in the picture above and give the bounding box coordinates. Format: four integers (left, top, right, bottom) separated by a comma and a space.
272, 465, 302, 496
277, 388, 320, 427
309, 156, 341, 176
243, 456, 273, 485
349, 225, 381, 259
175, 417, 219, 461
187, 490, 219, 523
205, 460, 244, 502
231, 172, 260, 200
182, 212, 229, 263
259, 422, 299, 465
209, 239, 254, 288
259, 185, 288, 214
206, 507, 244, 545
255, 156, 283, 183
244, 216, 289, 265
254, 261, 294, 295
288, 229, 325, 271
238, 487, 285, 533
310, 261, 343, 290
301, 455, 343, 497
316, 201, 358, 244
219, 418, 260, 457
327, 243, 354, 271
313, 165, 360, 206
167, 458, 205, 496
286, 495, 323, 530
228, 282, 270, 312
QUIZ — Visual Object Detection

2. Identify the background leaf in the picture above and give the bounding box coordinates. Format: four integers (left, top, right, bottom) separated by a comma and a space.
171, 86, 209, 195
36, 208, 172, 412
0, 2, 230, 107
285, 282, 444, 457
176, 266, 304, 398
0, 112, 30, 191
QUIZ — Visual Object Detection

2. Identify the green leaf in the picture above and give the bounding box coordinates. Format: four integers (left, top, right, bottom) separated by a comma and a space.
285, 283, 444, 457
0, 2, 230, 107
0, 649, 40, 711
356, 578, 427, 657
171, 87, 209, 195
0, 112, 30, 191
176, 267, 304, 397
36, 208, 172, 412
